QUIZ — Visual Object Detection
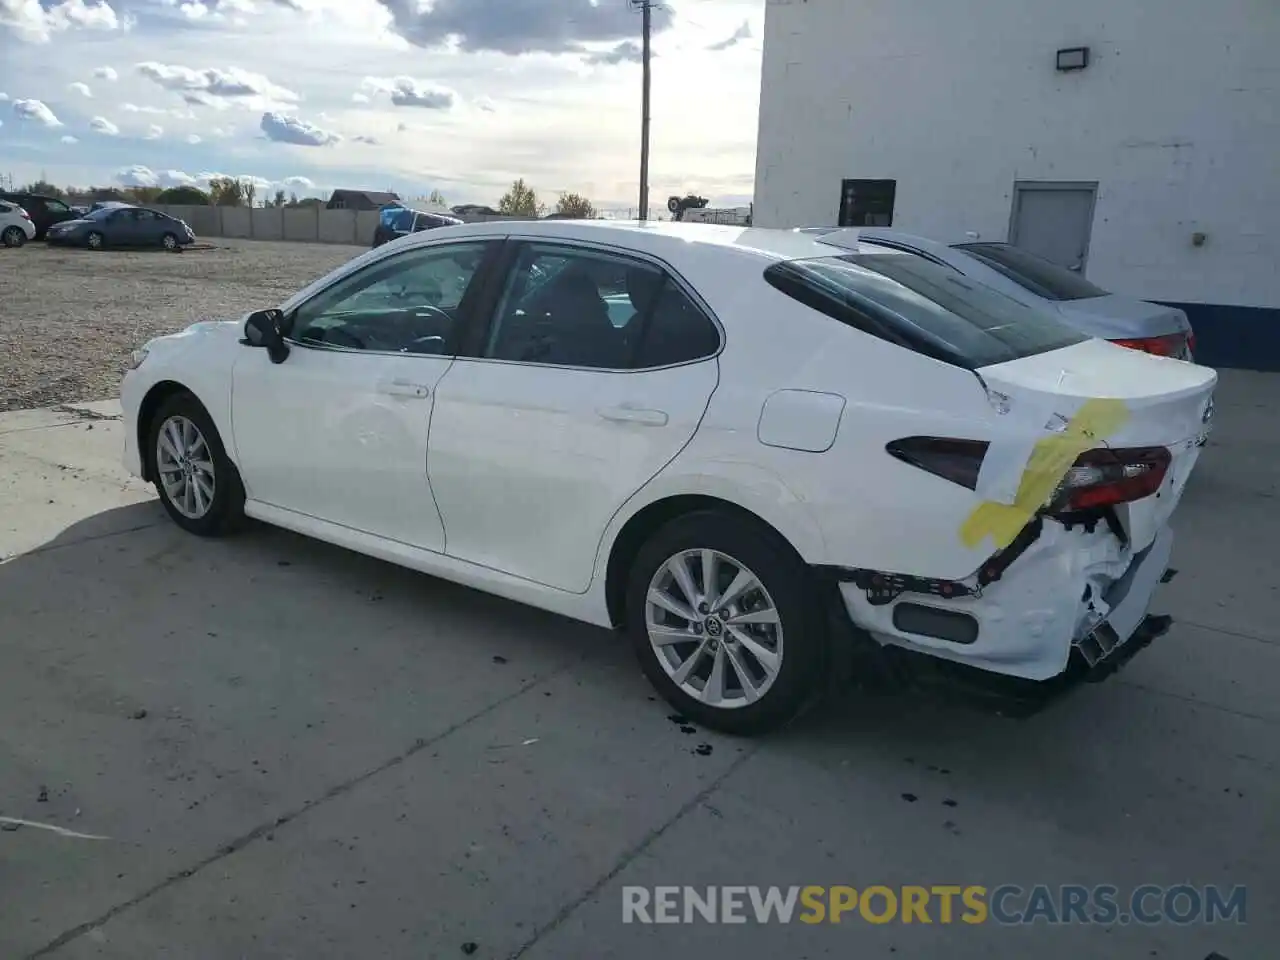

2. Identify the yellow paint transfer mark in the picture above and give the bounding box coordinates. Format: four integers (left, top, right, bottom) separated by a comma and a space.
960, 398, 1129, 550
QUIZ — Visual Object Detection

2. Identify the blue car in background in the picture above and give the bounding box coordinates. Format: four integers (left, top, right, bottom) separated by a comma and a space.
372, 204, 462, 248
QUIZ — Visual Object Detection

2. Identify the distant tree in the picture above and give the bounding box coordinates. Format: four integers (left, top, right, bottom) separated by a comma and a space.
286, 196, 323, 209
240, 178, 258, 208
208, 177, 245, 206
271, 188, 287, 208
22, 179, 65, 198
288, 191, 299, 206
87, 186, 128, 202
155, 185, 212, 205
554, 192, 597, 219
427, 188, 447, 206
497, 178, 543, 218
124, 186, 164, 204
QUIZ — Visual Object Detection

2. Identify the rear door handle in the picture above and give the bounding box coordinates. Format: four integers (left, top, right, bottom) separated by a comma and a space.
597, 405, 669, 427
378, 378, 430, 399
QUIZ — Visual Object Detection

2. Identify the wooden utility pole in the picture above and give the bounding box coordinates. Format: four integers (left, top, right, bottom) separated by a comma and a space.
630, 0, 653, 220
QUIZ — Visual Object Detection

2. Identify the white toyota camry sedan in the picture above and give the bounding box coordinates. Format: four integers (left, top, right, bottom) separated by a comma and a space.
121, 221, 1217, 733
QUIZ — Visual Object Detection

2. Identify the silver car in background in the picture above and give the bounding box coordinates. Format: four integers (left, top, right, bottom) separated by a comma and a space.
799, 228, 1196, 361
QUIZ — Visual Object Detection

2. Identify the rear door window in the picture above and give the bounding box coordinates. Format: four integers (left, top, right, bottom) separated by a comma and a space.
953, 242, 1109, 301
764, 253, 1087, 369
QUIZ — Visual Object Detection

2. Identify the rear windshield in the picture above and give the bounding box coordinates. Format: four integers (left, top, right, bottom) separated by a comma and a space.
764, 254, 1087, 369
953, 242, 1109, 301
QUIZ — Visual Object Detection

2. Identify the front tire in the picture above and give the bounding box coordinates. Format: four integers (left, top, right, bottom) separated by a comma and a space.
86, 231, 105, 251
2, 226, 26, 248
161, 231, 179, 250
147, 393, 245, 536
625, 510, 825, 735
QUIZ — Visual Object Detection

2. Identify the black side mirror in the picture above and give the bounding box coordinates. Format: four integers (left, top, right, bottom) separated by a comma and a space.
242, 309, 290, 364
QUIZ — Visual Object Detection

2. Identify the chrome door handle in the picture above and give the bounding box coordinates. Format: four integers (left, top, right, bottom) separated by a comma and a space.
379, 379, 430, 399
597, 405, 669, 427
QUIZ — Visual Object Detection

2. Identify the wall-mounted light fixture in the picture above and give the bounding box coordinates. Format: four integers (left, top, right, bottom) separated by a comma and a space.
1056, 46, 1090, 72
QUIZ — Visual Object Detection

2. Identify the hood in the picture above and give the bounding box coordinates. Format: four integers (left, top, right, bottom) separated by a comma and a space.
52, 218, 93, 229
1056, 295, 1190, 339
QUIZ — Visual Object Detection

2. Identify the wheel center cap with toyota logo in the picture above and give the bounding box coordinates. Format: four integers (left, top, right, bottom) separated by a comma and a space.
704, 616, 724, 638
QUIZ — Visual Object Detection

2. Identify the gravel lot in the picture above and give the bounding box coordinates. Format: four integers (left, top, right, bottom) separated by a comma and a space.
0, 238, 366, 411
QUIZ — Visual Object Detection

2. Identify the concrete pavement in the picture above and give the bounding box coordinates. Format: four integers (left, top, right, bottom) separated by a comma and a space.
1, 376, 1276, 958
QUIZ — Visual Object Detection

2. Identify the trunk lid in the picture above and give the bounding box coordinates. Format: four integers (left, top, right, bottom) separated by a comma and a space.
977, 338, 1216, 548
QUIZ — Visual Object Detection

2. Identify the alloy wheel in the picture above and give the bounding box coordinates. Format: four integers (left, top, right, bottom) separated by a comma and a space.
155, 415, 217, 520
162, 233, 178, 250
645, 548, 784, 709
87, 232, 103, 250
2, 227, 24, 247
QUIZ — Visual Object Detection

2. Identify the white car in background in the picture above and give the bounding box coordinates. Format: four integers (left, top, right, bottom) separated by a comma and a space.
799, 227, 1197, 361
121, 221, 1216, 733
0, 200, 37, 248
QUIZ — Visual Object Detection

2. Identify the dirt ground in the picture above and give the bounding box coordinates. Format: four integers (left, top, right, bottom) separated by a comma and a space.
0, 238, 366, 411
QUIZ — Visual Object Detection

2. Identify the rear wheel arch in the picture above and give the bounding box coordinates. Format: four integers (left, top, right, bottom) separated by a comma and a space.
604, 494, 811, 630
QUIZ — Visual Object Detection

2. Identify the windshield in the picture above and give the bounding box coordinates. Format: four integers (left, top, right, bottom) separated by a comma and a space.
953, 242, 1109, 301
764, 254, 1087, 369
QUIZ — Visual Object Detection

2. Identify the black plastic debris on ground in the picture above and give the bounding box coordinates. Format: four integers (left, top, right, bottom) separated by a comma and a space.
491, 655, 508, 665
694, 744, 713, 757
901, 793, 918, 803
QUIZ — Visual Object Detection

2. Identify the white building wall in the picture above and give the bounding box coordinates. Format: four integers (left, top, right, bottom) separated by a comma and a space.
754, 0, 1279, 309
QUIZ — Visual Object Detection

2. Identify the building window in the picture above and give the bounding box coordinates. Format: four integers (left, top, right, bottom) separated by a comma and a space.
331, 198, 346, 210
838, 179, 896, 227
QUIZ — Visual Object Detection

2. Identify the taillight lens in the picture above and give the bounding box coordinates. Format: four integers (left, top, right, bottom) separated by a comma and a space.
886, 437, 989, 489
1109, 333, 1188, 359
1051, 447, 1171, 512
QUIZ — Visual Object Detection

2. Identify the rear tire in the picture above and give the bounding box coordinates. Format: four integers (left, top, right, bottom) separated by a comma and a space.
147, 392, 245, 537
86, 231, 105, 251
625, 510, 825, 735
2, 226, 25, 248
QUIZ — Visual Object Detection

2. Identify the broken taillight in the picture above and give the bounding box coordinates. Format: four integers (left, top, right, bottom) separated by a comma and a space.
888, 438, 1171, 513
885, 437, 989, 490
1109, 333, 1189, 359
1050, 447, 1172, 512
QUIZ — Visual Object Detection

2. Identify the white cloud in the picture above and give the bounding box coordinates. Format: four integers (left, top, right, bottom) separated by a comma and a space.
61, 134, 78, 143
1, 0, 127, 44
351, 92, 370, 103
93, 65, 118, 81
136, 61, 299, 108
159, 169, 197, 186
12, 98, 62, 126
90, 116, 120, 135
707, 20, 752, 52
585, 41, 643, 67
362, 75, 455, 110
474, 96, 497, 113
353, 134, 379, 144
259, 111, 341, 146
0, 93, 8, 102
116, 164, 158, 187
145, 123, 164, 139
123, 103, 165, 114
186, 133, 202, 144
69, 81, 92, 97
280, 175, 315, 188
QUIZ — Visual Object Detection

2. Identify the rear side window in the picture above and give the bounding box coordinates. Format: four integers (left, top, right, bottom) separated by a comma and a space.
635, 280, 721, 368
764, 254, 1087, 369
954, 242, 1109, 301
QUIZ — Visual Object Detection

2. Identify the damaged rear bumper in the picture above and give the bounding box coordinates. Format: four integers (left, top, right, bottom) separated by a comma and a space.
817, 520, 1176, 714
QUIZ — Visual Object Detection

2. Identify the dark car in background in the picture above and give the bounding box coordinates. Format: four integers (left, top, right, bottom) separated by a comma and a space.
47, 206, 195, 251
0, 192, 79, 240
372, 204, 462, 248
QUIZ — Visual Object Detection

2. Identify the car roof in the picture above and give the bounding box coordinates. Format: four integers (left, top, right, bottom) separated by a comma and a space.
401, 219, 845, 265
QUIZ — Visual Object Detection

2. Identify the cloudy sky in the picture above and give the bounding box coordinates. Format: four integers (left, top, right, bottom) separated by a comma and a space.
0, 0, 764, 212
